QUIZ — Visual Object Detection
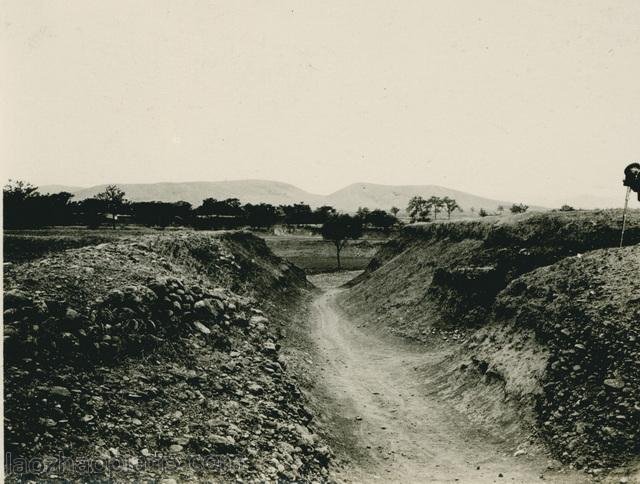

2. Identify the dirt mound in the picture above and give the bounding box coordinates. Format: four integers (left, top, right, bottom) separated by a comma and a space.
338, 210, 640, 473
4, 232, 330, 482
495, 246, 640, 469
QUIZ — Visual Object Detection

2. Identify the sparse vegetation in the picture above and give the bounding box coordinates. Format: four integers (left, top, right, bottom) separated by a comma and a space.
510, 203, 529, 214
407, 195, 463, 223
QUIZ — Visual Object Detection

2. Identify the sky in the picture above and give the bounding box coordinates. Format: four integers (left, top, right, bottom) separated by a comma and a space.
2, 0, 640, 207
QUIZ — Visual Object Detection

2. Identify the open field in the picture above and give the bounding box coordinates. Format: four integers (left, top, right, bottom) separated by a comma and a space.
260, 234, 388, 273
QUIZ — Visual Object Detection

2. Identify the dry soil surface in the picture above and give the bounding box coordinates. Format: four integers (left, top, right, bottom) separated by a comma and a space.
309, 273, 586, 484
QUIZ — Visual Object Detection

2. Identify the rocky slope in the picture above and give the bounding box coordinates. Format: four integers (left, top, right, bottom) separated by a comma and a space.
4, 232, 330, 482
337, 210, 640, 473
494, 247, 639, 470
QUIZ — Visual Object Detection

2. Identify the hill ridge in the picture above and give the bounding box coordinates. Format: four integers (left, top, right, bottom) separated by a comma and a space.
39, 179, 519, 212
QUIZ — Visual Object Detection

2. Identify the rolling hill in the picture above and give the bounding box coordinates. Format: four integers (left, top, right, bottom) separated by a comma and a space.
45, 180, 323, 207
38, 184, 84, 194
324, 183, 514, 213
40, 180, 521, 213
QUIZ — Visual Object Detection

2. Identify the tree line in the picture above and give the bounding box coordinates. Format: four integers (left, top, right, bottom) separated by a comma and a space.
406, 196, 462, 222
3, 180, 401, 230
406, 195, 529, 222
4, 179, 535, 271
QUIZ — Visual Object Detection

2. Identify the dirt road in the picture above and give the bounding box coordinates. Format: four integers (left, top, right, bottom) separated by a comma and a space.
310, 284, 585, 483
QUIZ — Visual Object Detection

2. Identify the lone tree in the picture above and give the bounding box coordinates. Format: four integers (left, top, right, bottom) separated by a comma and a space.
321, 214, 363, 270
96, 185, 127, 229
390, 206, 400, 218
441, 196, 461, 220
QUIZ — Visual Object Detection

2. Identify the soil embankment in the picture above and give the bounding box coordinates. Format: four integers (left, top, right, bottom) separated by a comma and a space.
334, 210, 640, 478
308, 275, 584, 483
4, 232, 331, 482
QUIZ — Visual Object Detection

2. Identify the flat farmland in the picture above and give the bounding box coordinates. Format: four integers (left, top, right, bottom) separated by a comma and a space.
260, 234, 387, 273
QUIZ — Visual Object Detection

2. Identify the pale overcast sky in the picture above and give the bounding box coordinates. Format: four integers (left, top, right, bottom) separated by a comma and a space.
2, 1, 640, 206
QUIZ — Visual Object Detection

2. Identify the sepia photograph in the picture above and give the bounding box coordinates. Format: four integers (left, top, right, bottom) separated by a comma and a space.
2, 1, 640, 482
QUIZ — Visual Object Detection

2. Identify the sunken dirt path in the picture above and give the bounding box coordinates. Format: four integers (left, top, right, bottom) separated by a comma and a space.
308, 274, 586, 484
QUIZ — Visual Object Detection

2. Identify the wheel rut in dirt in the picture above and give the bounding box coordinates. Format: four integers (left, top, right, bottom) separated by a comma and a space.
309, 280, 585, 483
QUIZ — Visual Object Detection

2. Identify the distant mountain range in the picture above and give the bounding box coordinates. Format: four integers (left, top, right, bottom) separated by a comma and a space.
44, 180, 319, 208
38, 180, 523, 213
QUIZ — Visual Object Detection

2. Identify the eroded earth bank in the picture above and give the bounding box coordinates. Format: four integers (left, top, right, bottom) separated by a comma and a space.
5, 211, 640, 483
309, 211, 640, 483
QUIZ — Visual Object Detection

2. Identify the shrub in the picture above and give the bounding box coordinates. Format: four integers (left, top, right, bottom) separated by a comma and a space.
510, 203, 529, 214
